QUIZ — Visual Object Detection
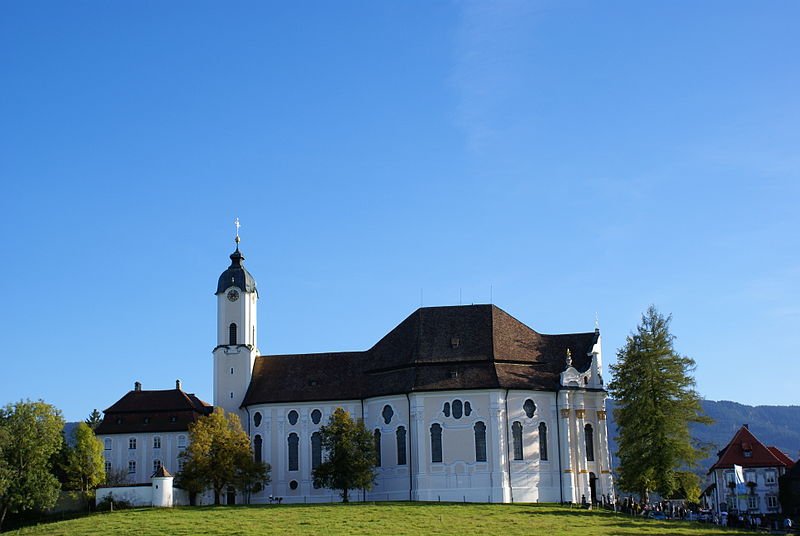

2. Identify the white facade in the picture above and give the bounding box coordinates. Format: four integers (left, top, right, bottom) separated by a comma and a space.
242, 387, 613, 505
709, 466, 786, 516
206, 241, 616, 505
100, 430, 189, 485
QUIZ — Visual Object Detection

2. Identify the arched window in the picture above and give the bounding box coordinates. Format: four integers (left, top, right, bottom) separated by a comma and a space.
229, 323, 237, 345
311, 432, 322, 470
512, 421, 523, 460
539, 422, 548, 461
523, 399, 536, 418
128, 460, 136, 474
374, 429, 382, 467
153, 436, 161, 449
474, 421, 487, 462
288, 433, 299, 471
129, 438, 137, 450
452, 399, 463, 419
104, 438, 112, 450
288, 410, 299, 425
311, 409, 322, 425
396, 426, 407, 466
253, 412, 262, 427
382, 405, 394, 424
584, 424, 594, 461
430, 423, 443, 463
254, 435, 262, 463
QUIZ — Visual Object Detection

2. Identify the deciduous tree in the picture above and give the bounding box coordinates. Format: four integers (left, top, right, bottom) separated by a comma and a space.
312, 407, 376, 503
608, 306, 711, 503
178, 408, 269, 505
0, 400, 64, 531
66, 422, 105, 493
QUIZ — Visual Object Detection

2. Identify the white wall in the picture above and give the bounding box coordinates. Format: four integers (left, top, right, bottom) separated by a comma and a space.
101, 431, 188, 485
244, 387, 613, 504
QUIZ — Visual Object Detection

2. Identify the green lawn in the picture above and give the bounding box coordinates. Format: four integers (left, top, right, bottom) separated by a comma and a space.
10, 503, 754, 536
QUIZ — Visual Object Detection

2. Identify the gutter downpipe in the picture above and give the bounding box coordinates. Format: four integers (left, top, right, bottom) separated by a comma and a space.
556, 389, 564, 504
244, 405, 251, 505
504, 389, 514, 503
406, 393, 413, 502
361, 397, 366, 503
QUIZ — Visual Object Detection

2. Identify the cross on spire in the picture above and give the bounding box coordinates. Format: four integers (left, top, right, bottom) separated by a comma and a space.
234, 217, 241, 245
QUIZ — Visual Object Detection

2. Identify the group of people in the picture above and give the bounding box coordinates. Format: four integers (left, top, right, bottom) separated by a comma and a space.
715, 511, 794, 532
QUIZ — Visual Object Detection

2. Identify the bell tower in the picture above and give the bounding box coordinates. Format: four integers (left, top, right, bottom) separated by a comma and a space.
213, 219, 259, 416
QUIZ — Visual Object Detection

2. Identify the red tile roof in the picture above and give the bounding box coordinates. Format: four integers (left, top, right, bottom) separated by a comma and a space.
242, 305, 600, 405
95, 388, 212, 435
710, 425, 794, 471
769, 446, 795, 467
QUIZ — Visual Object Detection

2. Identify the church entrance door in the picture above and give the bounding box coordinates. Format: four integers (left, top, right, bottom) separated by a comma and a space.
589, 473, 597, 504
226, 487, 236, 505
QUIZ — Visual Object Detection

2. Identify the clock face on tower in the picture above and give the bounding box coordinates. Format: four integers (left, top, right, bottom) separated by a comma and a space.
226, 289, 240, 302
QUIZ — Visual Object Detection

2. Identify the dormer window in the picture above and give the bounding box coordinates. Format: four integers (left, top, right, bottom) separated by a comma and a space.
744, 449, 752, 458
229, 323, 238, 345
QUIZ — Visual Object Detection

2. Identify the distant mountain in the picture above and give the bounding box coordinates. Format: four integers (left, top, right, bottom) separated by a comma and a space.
605, 400, 800, 471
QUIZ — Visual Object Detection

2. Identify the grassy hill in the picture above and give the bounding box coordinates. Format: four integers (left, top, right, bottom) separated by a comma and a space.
8, 503, 754, 536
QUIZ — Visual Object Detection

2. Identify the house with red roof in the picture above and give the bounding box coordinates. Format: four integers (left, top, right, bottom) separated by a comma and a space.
708, 424, 794, 516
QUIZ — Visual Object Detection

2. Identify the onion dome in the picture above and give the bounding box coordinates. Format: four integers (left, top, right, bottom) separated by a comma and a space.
216, 247, 257, 295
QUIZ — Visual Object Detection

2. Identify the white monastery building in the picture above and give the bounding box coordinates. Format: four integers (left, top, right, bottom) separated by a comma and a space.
98, 234, 615, 505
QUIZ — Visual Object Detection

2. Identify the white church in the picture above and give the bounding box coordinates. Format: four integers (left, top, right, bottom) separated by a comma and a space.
97, 233, 614, 505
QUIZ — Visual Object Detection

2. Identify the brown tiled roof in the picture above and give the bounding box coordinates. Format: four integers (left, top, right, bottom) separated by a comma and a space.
152, 465, 173, 478
710, 426, 794, 471
243, 305, 598, 406
95, 388, 212, 435
769, 447, 795, 467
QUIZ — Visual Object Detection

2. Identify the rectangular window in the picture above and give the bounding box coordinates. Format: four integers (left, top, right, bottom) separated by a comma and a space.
105, 461, 112, 474
767, 495, 779, 509
178, 435, 187, 448
128, 460, 136, 474
724, 471, 735, 486
396, 427, 407, 466
748, 495, 759, 510
430, 424, 442, 463
288, 433, 299, 471
745, 470, 756, 484
129, 438, 137, 450
765, 470, 777, 485
153, 437, 161, 449
153, 460, 162, 473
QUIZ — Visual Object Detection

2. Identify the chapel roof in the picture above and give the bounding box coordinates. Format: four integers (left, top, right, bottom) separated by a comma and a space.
95, 386, 212, 435
216, 247, 257, 295
709, 425, 794, 471
152, 465, 173, 478
242, 304, 599, 406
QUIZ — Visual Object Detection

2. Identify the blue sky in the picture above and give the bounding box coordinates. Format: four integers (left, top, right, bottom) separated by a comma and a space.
1, 1, 798, 421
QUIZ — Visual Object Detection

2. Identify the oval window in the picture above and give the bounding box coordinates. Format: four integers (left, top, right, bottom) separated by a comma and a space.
382, 405, 394, 425
464, 401, 472, 416
523, 399, 536, 419
311, 409, 322, 425
254, 412, 262, 427
443, 402, 451, 417
453, 399, 463, 419
288, 410, 299, 425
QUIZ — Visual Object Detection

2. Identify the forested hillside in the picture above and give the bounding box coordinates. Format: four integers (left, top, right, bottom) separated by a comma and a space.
606, 400, 800, 469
